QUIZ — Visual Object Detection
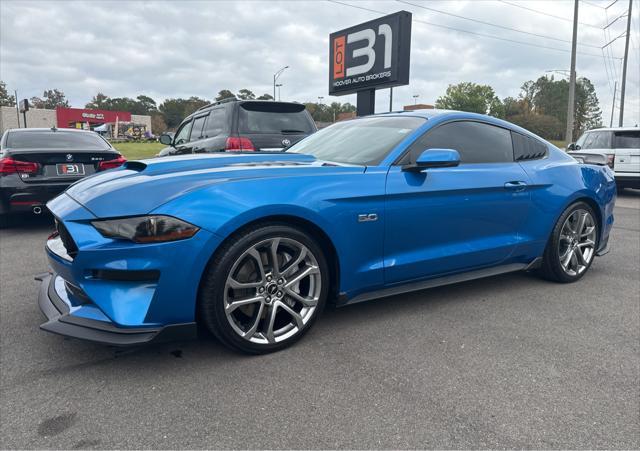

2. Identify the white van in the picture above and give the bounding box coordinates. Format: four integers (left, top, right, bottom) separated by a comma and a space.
568, 127, 640, 189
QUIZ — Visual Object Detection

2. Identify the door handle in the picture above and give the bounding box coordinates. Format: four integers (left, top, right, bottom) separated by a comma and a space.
504, 181, 528, 191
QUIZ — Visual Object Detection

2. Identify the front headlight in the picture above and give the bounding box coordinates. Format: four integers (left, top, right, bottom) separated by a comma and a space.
92, 215, 199, 243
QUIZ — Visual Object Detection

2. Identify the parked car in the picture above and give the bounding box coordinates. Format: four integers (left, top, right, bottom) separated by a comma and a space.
0, 128, 125, 227
157, 99, 316, 156
568, 127, 639, 189
39, 110, 616, 354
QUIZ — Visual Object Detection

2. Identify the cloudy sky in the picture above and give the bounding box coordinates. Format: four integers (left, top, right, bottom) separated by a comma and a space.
1, 0, 638, 126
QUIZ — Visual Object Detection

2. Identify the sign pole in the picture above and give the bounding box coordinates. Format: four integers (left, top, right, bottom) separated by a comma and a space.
357, 89, 376, 116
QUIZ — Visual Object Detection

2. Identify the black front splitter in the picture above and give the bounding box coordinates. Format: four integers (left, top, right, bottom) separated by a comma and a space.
36, 273, 197, 346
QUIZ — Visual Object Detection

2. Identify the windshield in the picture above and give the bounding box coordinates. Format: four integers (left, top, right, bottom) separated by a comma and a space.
576, 131, 612, 150
287, 116, 426, 165
6, 130, 111, 150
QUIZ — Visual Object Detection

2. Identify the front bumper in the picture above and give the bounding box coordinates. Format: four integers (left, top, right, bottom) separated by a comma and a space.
37, 272, 197, 346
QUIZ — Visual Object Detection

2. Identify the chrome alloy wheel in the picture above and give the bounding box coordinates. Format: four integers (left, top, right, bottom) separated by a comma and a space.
558, 209, 597, 277
223, 237, 321, 344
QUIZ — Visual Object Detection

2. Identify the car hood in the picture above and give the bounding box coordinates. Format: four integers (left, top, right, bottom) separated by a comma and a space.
63, 152, 362, 218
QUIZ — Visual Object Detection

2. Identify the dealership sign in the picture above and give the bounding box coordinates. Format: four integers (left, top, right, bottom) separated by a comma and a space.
329, 11, 411, 96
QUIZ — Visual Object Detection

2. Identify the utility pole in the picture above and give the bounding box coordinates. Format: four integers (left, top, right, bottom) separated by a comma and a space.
618, 0, 632, 127
565, 0, 579, 145
610, 81, 617, 128
14, 90, 20, 128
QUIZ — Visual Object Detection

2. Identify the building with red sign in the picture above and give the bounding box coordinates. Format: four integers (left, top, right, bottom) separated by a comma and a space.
0, 106, 151, 136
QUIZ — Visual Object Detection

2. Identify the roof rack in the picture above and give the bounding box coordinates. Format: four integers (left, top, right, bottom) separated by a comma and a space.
196, 97, 238, 112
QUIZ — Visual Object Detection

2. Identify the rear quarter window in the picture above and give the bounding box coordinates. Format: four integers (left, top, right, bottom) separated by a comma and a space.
238, 102, 314, 134
613, 130, 640, 149
512, 132, 548, 161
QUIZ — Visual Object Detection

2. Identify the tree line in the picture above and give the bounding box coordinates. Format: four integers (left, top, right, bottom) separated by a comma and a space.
1, 75, 601, 140
435, 75, 602, 141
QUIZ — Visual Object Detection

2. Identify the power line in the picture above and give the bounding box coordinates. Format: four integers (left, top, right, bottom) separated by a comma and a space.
397, 0, 601, 49
605, 0, 620, 9
327, 0, 620, 59
498, 0, 604, 28
604, 11, 629, 29
582, 0, 606, 8
603, 29, 627, 47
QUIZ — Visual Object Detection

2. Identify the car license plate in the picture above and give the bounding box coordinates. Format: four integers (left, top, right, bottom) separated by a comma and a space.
56, 163, 85, 176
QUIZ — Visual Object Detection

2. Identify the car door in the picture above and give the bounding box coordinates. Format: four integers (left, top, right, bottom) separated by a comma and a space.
172, 119, 194, 155
199, 107, 229, 152
384, 120, 531, 285
187, 114, 209, 153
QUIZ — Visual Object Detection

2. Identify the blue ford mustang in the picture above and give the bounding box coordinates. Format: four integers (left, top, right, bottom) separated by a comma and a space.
38, 110, 616, 353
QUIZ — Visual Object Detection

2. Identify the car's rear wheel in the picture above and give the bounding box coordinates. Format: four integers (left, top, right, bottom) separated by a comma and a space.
539, 201, 598, 283
199, 223, 328, 354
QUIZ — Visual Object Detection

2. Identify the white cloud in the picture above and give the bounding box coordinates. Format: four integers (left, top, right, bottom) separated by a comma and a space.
1, 0, 638, 126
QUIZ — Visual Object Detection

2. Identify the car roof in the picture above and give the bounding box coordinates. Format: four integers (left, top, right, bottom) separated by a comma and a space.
581, 127, 639, 132
6, 127, 98, 134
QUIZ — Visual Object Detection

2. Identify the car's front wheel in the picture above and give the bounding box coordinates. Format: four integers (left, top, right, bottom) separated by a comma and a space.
539, 201, 599, 283
199, 223, 329, 354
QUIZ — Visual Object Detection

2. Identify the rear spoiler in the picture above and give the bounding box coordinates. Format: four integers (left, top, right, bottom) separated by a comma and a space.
568, 152, 608, 166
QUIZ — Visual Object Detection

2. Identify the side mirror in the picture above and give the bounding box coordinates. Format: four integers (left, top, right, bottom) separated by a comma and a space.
402, 148, 461, 172
567, 142, 580, 151
159, 133, 174, 146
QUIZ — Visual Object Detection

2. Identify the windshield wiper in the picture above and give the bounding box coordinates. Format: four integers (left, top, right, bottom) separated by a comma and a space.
280, 129, 306, 134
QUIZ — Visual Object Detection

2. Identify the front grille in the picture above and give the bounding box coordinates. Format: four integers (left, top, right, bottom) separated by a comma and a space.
56, 220, 78, 259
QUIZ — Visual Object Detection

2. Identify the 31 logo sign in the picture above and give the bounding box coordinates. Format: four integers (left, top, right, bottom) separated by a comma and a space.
329, 11, 411, 96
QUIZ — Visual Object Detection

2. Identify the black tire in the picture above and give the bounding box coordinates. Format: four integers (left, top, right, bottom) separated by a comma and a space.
0, 213, 10, 229
538, 201, 599, 283
198, 223, 329, 354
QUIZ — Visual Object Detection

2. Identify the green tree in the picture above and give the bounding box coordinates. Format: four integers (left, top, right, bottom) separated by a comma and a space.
237, 89, 255, 100
303, 101, 355, 122
135, 95, 157, 114
256, 93, 274, 100
517, 75, 602, 140
573, 77, 602, 138
215, 90, 236, 102
30, 88, 70, 109
158, 97, 208, 128
435, 82, 503, 117
85, 92, 110, 109
0, 80, 16, 107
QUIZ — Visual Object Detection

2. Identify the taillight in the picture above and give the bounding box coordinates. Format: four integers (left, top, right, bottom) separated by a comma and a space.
98, 155, 127, 171
606, 154, 615, 169
0, 157, 40, 175
225, 137, 255, 151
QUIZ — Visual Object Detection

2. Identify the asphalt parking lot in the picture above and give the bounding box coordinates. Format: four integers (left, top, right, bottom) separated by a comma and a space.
1, 191, 638, 449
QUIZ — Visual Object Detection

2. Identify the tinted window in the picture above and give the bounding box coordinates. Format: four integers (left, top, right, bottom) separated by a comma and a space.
239, 102, 314, 134
6, 131, 110, 150
580, 131, 612, 149
287, 116, 425, 165
204, 108, 226, 137
403, 121, 514, 164
190, 115, 207, 141
512, 132, 548, 161
613, 130, 640, 149
174, 120, 192, 145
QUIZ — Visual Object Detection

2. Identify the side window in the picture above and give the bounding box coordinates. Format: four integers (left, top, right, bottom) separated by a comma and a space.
174, 120, 193, 145
402, 121, 514, 164
204, 108, 227, 137
512, 132, 548, 161
190, 115, 208, 141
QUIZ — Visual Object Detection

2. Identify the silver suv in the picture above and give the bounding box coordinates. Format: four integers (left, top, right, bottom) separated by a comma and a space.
568, 127, 639, 189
